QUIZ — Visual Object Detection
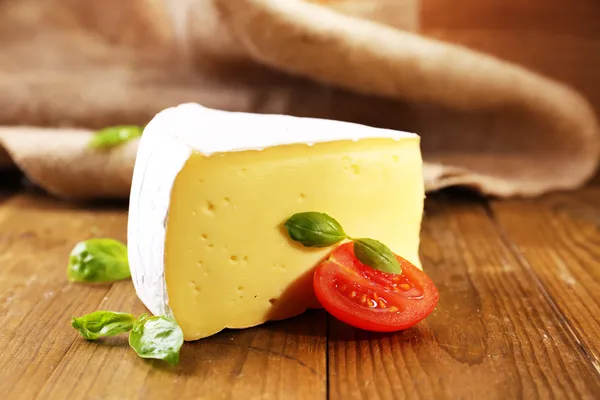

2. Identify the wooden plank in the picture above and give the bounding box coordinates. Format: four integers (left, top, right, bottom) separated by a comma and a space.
489, 184, 600, 366
422, 0, 600, 115
328, 193, 600, 399
422, 0, 600, 32
0, 193, 327, 400
0, 194, 125, 400
38, 306, 327, 399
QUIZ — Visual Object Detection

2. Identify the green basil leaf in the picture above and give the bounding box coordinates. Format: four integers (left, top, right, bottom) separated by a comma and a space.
67, 238, 131, 283
129, 315, 184, 366
353, 238, 402, 274
89, 125, 143, 149
284, 212, 347, 247
72, 311, 135, 340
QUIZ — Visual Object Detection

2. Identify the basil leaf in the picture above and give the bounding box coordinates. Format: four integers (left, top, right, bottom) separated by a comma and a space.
353, 238, 402, 274
284, 212, 347, 247
129, 315, 184, 366
72, 311, 135, 340
67, 238, 131, 283
89, 125, 143, 149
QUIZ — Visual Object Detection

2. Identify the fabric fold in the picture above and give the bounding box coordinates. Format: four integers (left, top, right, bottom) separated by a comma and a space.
0, 0, 598, 200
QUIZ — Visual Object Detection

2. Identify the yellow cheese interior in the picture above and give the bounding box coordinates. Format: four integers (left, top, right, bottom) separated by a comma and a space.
165, 138, 424, 340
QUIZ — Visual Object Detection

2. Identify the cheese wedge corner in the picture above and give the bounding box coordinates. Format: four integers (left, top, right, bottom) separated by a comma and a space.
127, 103, 425, 341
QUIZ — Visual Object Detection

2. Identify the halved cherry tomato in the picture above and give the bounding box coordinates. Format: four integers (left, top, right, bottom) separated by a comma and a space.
313, 242, 439, 332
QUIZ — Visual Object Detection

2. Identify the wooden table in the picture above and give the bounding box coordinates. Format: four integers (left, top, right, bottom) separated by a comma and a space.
1, 173, 599, 400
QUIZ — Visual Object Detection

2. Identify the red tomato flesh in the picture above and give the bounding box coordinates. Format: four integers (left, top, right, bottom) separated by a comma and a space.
313, 242, 439, 332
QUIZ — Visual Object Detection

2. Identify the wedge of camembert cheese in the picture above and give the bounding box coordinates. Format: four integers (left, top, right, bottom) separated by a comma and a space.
128, 103, 425, 341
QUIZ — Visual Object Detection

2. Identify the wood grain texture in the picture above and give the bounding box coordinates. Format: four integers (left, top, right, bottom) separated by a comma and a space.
329, 194, 600, 400
422, 0, 600, 114
1, 189, 600, 399
0, 195, 124, 400
489, 185, 600, 367
0, 193, 327, 400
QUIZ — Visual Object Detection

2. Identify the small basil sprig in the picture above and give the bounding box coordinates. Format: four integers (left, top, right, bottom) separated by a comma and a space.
284, 212, 347, 247
129, 314, 184, 366
67, 238, 131, 283
72, 311, 183, 366
72, 311, 136, 340
88, 125, 144, 149
284, 212, 402, 274
353, 238, 401, 274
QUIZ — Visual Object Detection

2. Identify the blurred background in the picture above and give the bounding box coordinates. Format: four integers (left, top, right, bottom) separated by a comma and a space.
0, 0, 599, 199
422, 0, 600, 115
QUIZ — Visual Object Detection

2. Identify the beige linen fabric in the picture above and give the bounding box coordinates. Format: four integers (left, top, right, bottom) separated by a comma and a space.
0, 0, 598, 200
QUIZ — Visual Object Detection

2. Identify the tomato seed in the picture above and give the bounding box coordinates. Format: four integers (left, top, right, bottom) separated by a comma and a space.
400, 283, 411, 291
351, 291, 357, 298
378, 299, 387, 308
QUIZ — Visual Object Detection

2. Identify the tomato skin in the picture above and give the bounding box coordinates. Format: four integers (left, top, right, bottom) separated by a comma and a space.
313, 242, 439, 332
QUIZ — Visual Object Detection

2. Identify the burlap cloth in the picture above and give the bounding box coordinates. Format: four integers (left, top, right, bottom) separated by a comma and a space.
0, 0, 598, 201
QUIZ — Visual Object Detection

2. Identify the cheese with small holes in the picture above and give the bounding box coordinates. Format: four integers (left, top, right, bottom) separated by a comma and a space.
127, 103, 425, 341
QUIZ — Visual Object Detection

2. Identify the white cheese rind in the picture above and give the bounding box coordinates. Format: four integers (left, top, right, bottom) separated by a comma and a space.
150, 103, 416, 155
127, 103, 418, 317
128, 107, 192, 316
